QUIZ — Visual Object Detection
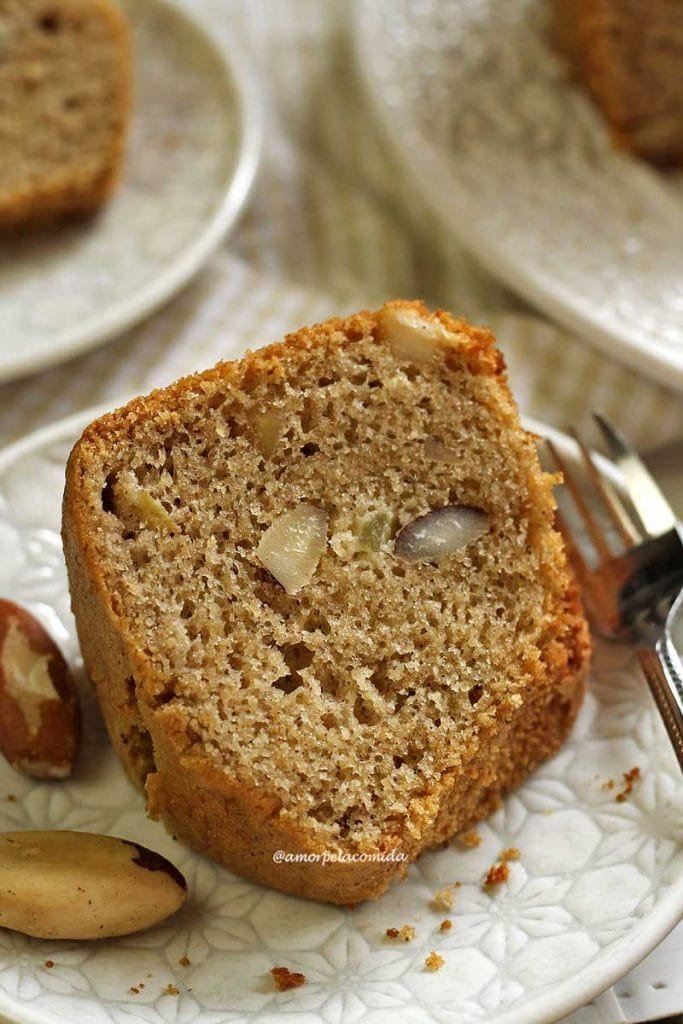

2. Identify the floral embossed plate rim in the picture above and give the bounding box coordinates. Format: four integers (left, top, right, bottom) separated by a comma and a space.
0, 408, 680, 1024
0, 0, 262, 384
351, 0, 683, 391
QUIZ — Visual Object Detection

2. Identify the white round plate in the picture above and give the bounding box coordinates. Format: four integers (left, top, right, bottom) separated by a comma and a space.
0, 410, 681, 1024
352, 0, 683, 391
0, 0, 261, 384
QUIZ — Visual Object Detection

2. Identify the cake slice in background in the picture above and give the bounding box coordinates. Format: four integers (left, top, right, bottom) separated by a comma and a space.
552, 0, 683, 165
0, 0, 131, 228
63, 301, 591, 904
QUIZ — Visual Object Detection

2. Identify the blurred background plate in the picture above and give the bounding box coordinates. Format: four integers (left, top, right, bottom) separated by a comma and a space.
352, 0, 683, 392
0, 0, 261, 384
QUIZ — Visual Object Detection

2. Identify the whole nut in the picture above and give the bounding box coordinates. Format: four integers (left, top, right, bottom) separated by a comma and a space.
394, 506, 490, 562
0, 600, 80, 778
0, 831, 187, 939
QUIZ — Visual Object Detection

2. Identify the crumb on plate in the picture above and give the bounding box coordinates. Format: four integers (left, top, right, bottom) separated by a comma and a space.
164, 984, 180, 997
483, 847, 520, 890
439, 919, 452, 933
430, 882, 460, 912
271, 966, 306, 991
616, 766, 641, 803
385, 924, 415, 942
483, 861, 510, 891
425, 951, 445, 972
178, 956, 191, 967
457, 829, 482, 848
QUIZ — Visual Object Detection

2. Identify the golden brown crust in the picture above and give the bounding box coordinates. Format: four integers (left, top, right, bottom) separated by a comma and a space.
63, 301, 591, 904
0, 0, 131, 228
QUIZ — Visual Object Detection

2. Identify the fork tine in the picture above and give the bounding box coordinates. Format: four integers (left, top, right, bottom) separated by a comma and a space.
546, 439, 614, 562
593, 413, 677, 538
569, 428, 640, 548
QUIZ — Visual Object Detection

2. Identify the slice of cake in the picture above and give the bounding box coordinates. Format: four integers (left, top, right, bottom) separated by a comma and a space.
552, 0, 683, 165
0, 0, 131, 228
63, 301, 590, 904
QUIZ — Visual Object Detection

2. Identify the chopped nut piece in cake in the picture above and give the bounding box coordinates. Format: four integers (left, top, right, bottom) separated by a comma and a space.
425, 951, 445, 972
378, 305, 450, 365
355, 509, 395, 553
256, 505, 327, 594
108, 473, 176, 534
271, 966, 306, 991
251, 408, 286, 458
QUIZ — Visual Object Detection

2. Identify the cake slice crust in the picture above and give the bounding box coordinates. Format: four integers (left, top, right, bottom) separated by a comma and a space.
63, 302, 590, 903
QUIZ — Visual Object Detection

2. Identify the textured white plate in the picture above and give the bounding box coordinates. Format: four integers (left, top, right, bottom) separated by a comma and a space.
352, 0, 683, 391
0, 0, 261, 384
0, 410, 681, 1024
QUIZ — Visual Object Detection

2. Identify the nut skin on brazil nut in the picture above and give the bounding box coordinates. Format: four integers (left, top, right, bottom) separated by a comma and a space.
0, 832, 187, 940
0, 599, 80, 779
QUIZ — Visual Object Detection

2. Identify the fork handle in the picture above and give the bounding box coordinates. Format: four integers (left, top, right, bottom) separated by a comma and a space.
638, 647, 683, 772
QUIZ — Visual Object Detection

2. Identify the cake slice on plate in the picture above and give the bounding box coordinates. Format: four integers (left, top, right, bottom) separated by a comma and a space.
553, 0, 683, 165
0, 0, 131, 227
63, 301, 590, 904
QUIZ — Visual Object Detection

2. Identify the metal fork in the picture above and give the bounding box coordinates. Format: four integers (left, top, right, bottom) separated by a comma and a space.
545, 414, 683, 771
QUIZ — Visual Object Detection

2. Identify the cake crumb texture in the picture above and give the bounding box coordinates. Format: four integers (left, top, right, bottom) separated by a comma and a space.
63, 301, 590, 904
